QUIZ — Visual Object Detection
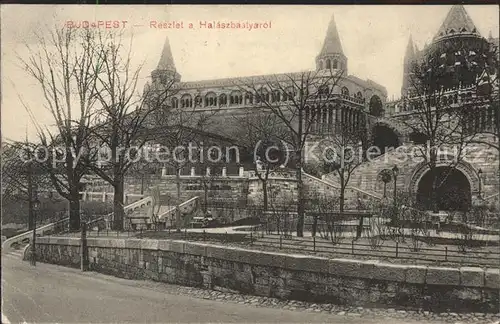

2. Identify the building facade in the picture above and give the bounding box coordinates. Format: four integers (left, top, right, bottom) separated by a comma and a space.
121, 5, 498, 216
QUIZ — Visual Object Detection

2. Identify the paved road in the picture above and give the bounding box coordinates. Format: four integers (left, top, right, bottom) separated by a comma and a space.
2, 251, 433, 323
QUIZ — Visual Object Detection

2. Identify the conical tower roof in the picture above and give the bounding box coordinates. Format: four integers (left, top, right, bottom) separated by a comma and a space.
319, 14, 344, 56
433, 5, 480, 41
156, 36, 176, 71
404, 34, 415, 64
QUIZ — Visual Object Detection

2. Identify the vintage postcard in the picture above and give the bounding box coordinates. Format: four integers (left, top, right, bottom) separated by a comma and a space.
1, 4, 499, 324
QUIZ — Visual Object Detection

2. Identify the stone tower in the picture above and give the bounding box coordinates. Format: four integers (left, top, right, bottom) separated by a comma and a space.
151, 36, 181, 85
316, 13, 348, 73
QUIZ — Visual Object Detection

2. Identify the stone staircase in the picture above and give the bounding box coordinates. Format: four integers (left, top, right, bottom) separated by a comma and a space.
83, 195, 155, 231
122, 194, 201, 230
339, 146, 414, 195
157, 196, 200, 228
302, 172, 382, 208
322, 139, 498, 200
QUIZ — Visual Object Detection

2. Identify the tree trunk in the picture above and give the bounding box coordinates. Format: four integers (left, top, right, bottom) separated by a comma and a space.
430, 166, 439, 213
68, 195, 81, 232
497, 154, 500, 208
312, 215, 318, 237
203, 183, 208, 213
339, 180, 345, 214
27, 163, 34, 230
296, 150, 304, 237
175, 168, 182, 231
112, 179, 125, 231
262, 180, 268, 211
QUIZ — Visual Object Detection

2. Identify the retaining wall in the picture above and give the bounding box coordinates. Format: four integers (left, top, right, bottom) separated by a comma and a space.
33, 237, 500, 313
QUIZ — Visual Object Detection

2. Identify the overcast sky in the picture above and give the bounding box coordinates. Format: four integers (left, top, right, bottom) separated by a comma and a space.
1, 5, 498, 142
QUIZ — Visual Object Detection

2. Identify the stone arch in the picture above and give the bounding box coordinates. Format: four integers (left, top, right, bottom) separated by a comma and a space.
413, 166, 472, 211
407, 159, 480, 199
230, 90, 242, 105
181, 93, 193, 108
370, 121, 403, 154
205, 92, 217, 107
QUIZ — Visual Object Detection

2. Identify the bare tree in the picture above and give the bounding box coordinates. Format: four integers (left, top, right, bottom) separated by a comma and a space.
152, 107, 217, 231
84, 30, 177, 230
307, 192, 342, 244
19, 27, 102, 231
236, 69, 343, 236
1, 141, 51, 229
230, 110, 289, 211
320, 126, 367, 215
267, 185, 296, 237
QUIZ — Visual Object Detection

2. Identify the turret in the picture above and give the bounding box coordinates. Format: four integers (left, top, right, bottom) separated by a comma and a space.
401, 34, 416, 97
316, 13, 348, 73
151, 36, 181, 85
433, 5, 481, 43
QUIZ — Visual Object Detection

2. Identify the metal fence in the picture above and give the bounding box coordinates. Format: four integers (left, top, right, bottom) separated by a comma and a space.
53, 223, 500, 268
248, 232, 500, 267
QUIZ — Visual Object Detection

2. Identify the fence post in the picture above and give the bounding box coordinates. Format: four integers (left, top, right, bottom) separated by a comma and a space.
351, 240, 354, 255
250, 231, 253, 245
80, 221, 88, 272
203, 230, 206, 242
225, 231, 228, 243
280, 235, 282, 249
140, 228, 143, 237
313, 236, 316, 252
184, 228, 187, 240
396, 242, 399, 258
445, 246, 448, 261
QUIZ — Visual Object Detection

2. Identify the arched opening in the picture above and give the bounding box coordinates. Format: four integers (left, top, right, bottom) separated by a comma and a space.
181, 94, 193, 108
219, 93, 228, 106
372, 124, 400, 155
326, 59, 331, 69
369, 95, 383, 117
409, 131, 429, 145
416, 167, 471, 211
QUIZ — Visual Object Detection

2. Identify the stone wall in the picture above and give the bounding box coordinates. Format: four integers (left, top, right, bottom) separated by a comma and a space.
34, 237, 499, 313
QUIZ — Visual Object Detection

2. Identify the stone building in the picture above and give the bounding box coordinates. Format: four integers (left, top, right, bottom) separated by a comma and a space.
340, 5, 499, 211
147, 13, 387, 139
86, 6, 498, 225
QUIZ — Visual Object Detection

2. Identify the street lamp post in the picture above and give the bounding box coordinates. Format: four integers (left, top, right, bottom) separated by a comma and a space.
392, 165, 399, 207
478, 168, 483, 200
31, 197, 41, 266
